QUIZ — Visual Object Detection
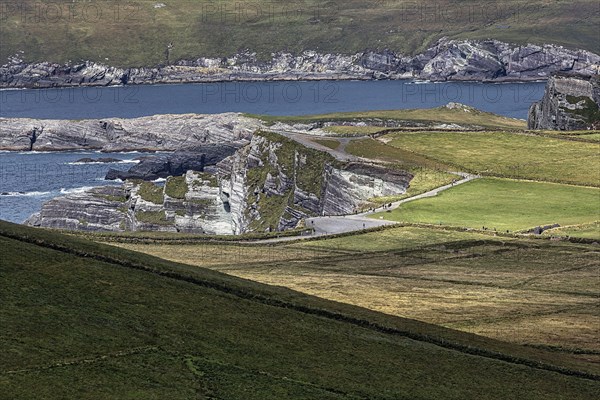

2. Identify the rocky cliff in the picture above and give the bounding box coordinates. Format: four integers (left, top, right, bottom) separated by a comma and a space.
105, 144, 239, 181
26, 172, 234, 234
0, 113, 260, 151
528, 74, 600, 130
26, 131, 413, 234
3, 39, 599, 88
219, 131, 412, 233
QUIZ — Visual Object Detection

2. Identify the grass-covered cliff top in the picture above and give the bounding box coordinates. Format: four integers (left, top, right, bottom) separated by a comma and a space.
251, 104, 528, 131
1, 0, 598, 66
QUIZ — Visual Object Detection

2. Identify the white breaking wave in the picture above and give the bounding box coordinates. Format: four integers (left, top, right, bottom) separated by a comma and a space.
152, 178, 167, 183
0, 191, 52, 197
66, 160, 140, 165
59, 186, 95, 195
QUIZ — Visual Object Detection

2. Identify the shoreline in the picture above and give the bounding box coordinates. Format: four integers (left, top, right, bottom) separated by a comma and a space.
2, 39, 597, 90
0, 74, 552, 91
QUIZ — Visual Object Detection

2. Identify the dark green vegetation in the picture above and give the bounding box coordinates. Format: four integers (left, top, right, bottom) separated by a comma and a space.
377, 178, 600, 231
165, 175, 188, 199
135, 210, 171, 225
2, 1, 597, 66
137, 181, 165, 204
1, 221, 599, 399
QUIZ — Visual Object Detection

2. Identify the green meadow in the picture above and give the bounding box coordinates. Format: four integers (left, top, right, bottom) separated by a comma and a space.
384, 131, 600, 186
2, 1, 598, 66
375, 178, 600, 232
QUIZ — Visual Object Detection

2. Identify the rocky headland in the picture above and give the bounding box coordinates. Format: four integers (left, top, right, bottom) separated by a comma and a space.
0, 113, 260, 152
528, 74, 600, 130
2, 39, 599, 88
25, 131, 412, 234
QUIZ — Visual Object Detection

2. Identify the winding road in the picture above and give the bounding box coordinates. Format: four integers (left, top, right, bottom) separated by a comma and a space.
305, 172, 479, 237
258, 128, 481, 241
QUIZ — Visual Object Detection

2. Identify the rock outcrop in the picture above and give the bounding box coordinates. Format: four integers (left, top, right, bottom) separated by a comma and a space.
105, 144, 239, 181
217, 131, 412, 233
26, 171, 234, 234
528, 74, 600, 130
2, 39, 599, 88
0, 113, 259, 151
26, 131, 413, 234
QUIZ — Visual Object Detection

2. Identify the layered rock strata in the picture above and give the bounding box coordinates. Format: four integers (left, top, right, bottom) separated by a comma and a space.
3, 39, 599, 88
528, 74, 600, 130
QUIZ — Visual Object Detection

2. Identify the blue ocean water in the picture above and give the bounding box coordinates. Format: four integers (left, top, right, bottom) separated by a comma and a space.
0, 80, 545, 120
0, 152, 151, 223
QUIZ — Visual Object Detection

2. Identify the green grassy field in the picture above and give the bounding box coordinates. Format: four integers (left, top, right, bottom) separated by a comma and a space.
1, 1, 598, 66
2, 221, 599, 398
375, 178, 600, 232
383, 131, 600, 186
312, 138, 341, 150
543, 221, 600, 239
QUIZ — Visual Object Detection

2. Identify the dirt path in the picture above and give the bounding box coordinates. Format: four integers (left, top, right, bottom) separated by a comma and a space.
304, 172, 479, 236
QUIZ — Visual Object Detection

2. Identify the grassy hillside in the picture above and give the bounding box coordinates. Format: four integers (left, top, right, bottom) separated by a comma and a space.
1, 221, 600, 398
109, 224, 600, 371
381, 130, 600, 186
1, 1, 598, 66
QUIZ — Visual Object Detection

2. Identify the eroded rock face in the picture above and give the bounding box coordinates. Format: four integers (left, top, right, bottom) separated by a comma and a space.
217, 133, 413, 233
25, 186, 129, 231
528, 74, 600, 130
2, 39, 599, 88
322, 164, 412, 216
0, 113, 259, 151
105, 144, 239, 181
26, 171, 234, 234
26, 133, 414, 234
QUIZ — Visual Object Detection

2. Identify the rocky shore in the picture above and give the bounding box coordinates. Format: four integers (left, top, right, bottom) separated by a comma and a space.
25, 132, 413, 234
0, 113, 260, 152
2, 39, 599, 88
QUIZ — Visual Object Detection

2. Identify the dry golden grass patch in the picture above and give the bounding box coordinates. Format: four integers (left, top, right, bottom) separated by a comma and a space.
110, 227, 600, 368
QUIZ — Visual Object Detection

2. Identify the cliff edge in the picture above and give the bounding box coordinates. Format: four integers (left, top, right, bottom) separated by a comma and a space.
528, 74, 600, 130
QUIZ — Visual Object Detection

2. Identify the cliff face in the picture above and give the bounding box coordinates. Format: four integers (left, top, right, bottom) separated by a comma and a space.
528, 74, 600, 130
2, 39, 599, 88
26, 172, 234, 234
26, 132, 413, 234
0, 113, 259, 151
218, 132, 412, 234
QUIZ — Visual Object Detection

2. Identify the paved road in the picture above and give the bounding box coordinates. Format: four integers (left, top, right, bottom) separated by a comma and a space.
258, 129, 479, 241
267, 129, 364, 162
302, 172, 479, 237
